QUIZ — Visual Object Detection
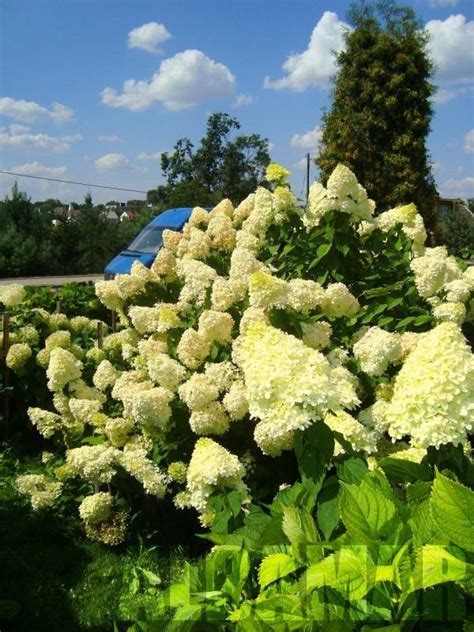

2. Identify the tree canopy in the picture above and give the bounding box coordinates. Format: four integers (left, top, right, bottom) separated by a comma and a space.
316, 0, 438, 227
148, 112, 271, 208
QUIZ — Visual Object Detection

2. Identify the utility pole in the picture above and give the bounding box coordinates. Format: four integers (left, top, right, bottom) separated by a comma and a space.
306, 153, 310, 203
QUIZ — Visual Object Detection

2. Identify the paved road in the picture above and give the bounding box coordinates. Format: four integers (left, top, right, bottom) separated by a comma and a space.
0, 274, 103, 287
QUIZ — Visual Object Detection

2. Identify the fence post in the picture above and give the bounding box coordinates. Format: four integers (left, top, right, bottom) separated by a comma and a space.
97, 321, 104, 349
55, 301, 61, 314
2, 312, 11, 438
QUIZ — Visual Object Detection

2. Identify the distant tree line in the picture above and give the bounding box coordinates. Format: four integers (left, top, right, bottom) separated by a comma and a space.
0, 184, 155, 277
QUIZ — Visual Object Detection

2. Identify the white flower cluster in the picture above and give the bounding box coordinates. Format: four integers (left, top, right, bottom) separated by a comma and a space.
234, 321, 359, 455
0, 283, 25, 307
409, 247, 472, 325
303, 165, 375, 229
16, 474, 62, 510
95, 280, 124, 312
93, 359, 120, 391
6, 343, 32, 374
376, 203, 427, 254
384, 323, 474, 448
185, 438, 246, 514
353, 327, 401, 376
178, 361, 244, 435
325, 411, 377, 455
46, 347, 83, 391
79, 492, 113, 524
27, 407, 63, 438
301, 321, 332, 350
128, 304, 182, 335
119, 443, 168, 497
67, 445, 118, 484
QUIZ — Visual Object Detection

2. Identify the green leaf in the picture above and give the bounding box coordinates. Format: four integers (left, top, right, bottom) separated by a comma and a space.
282, 507, 319, 546
317, 478, 340, 540
294, 421, 334, 501
411, 545, 474, 592
379, 457, 432, 484
430, 471, 474, 552
409, 499, 443, 549
282, 506, 321, 563
301, 547, 373, 600
308, 243, 332, 270
337, 457, 368, 484
339, 477, 398, 543
252, 595, 305, 624
138, 567, 161, 586
258, 553, 301, 588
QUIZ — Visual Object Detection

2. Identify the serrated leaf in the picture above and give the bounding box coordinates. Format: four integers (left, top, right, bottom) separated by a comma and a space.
282, 506, 321, 563
337, 457, 368, 484
380, 457, 432, 484
294, 421, 334, 501
409, 499, 444, 548
411, 545, 474, 592
301, 547, 373, 600
253, 595, 305, 624
430, 471, 474, 552
339, 478, 398, 543
258, 553, 300, 588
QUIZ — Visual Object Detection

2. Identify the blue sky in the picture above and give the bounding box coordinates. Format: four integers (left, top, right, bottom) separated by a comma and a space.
0, 0, 473, 204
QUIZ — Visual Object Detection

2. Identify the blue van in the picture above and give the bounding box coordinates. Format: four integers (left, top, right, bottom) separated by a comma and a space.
104, 207, 196, 279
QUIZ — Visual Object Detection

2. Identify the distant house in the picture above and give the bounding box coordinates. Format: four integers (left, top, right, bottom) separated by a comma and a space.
52, 204, 79, 222
436, 197, 472, 221
120, 210, 139, 221
105, 209, 120, 221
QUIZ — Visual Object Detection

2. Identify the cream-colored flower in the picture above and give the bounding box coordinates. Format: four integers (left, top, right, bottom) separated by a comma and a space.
0, 283, 25, 307
79, 492, 113, 524
353, 327, 401, 376
186, 438, 246, 513
46, 348, 83, 391
385, 322, 474, 448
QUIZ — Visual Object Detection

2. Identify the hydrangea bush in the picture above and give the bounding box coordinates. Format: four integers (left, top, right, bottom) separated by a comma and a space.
6, 164, 473, 548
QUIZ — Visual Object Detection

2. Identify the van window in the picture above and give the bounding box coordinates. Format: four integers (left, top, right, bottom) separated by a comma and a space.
127, 227, 165, 253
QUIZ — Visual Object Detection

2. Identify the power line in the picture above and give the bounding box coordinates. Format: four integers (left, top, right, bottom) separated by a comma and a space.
0, 170, 148, 194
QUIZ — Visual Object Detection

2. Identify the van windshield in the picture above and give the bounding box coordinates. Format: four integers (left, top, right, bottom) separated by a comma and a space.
127, 227, 166, 254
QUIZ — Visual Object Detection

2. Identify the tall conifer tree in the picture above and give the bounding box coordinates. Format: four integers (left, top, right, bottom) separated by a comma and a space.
316, 0, 437, 227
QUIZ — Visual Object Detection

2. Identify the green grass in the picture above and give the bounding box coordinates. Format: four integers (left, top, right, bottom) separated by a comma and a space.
0, 444, 190, 631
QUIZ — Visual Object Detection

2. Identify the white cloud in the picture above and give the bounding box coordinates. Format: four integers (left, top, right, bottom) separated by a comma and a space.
0, 124, 81, 152
433, 85, 474, 103
101, 49, 236, 111
136, 151, 163, 161
464, 129, 474, 154
95, 153, 130, 171
9, 161, 67, 177
441, 175, 474, 198
294, 157, 309, 171
264, 12, 349, 91
233, 94, 253, 107
0, 97, 74, 123
428, 0, 459, 7
128, 22, 171, 53
98, 134, 122, 143
291, 125, 323, 153
426, 15, 474, 85
432, 161, 441, 172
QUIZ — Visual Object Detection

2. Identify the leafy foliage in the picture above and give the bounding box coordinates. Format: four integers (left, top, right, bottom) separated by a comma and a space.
151, 112, 271, 207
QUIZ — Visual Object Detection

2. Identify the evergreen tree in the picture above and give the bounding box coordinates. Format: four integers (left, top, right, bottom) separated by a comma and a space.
316, 0, 437, 227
